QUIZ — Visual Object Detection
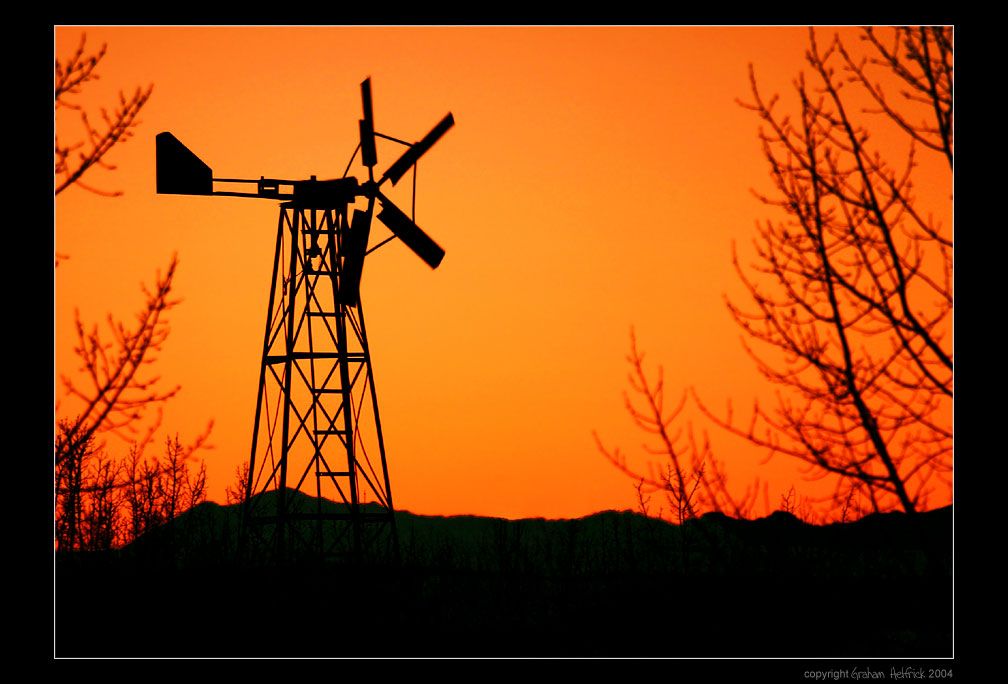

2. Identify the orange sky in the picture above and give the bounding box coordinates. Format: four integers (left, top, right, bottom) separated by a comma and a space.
54, 26, 952, 521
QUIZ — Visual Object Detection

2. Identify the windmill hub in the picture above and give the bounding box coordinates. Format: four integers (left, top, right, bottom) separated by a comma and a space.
291, 177, 360, 209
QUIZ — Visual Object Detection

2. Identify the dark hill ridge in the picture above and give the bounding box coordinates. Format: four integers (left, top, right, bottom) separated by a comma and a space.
55, 495, 952, 657
144, 490, 951, 578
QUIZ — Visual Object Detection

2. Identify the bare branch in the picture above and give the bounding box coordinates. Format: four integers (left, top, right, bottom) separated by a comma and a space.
56, 255, 182, 467
722, 27, 953, 514
595, 329, 764, 524
54, 33, 153, 197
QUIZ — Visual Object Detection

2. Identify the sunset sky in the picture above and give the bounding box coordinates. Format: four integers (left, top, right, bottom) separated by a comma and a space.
54, 26, 952, 521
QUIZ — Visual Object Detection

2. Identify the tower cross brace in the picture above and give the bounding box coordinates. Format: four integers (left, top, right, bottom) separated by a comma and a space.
242, 196, 397, 563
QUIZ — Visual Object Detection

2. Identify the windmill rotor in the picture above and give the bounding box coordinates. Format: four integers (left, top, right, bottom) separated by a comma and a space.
156, 76, 453, 295
357, 78, 453, 269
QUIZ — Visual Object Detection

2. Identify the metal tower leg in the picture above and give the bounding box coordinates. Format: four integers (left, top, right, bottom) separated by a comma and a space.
242, 201, 398, 565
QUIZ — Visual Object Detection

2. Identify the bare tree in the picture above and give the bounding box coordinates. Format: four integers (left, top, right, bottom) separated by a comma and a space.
54, 204, 213, 552
54, 34, 212, 552
225, 461, 250, 507
696, 27, 953, 515
121, 435, 207, 545
54, 420, 127, 551
54, 33, 186, 464
55, 420, 91, 551
594, 329, 764, 523
81, 449, 123, 550
54, 33, 153, 198
55, 256, 187, 468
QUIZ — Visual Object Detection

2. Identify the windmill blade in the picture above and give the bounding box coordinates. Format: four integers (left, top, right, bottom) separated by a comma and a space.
340, 208, 373, 305
380, 113, 454, 187
376, 197, 445, 269
359, 78, 377, 168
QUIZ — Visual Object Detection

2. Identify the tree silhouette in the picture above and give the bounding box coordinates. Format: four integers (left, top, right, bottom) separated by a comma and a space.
55, 257, 184, 466
696, 27, 953, 515
225, 461, 250, 506
55, 423, 209, 551
54, 33, 152, 199
594, 329, 764, 523
122, 435, 207, 543
54, 34, 211, 551
54, 257, 214, 551
55, 419, 93, 551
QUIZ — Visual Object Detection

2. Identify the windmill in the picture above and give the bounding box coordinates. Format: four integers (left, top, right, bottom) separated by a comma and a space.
156, 78, 454, 562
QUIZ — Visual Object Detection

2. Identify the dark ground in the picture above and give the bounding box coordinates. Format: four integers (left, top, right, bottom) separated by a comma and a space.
54, 500, 953, 658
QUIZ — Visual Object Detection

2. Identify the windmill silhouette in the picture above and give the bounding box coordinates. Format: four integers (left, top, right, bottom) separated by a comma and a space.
156, 78, 453, 562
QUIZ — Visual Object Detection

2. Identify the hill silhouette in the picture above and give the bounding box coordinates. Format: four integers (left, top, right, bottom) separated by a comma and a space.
54, 492, 952, 657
